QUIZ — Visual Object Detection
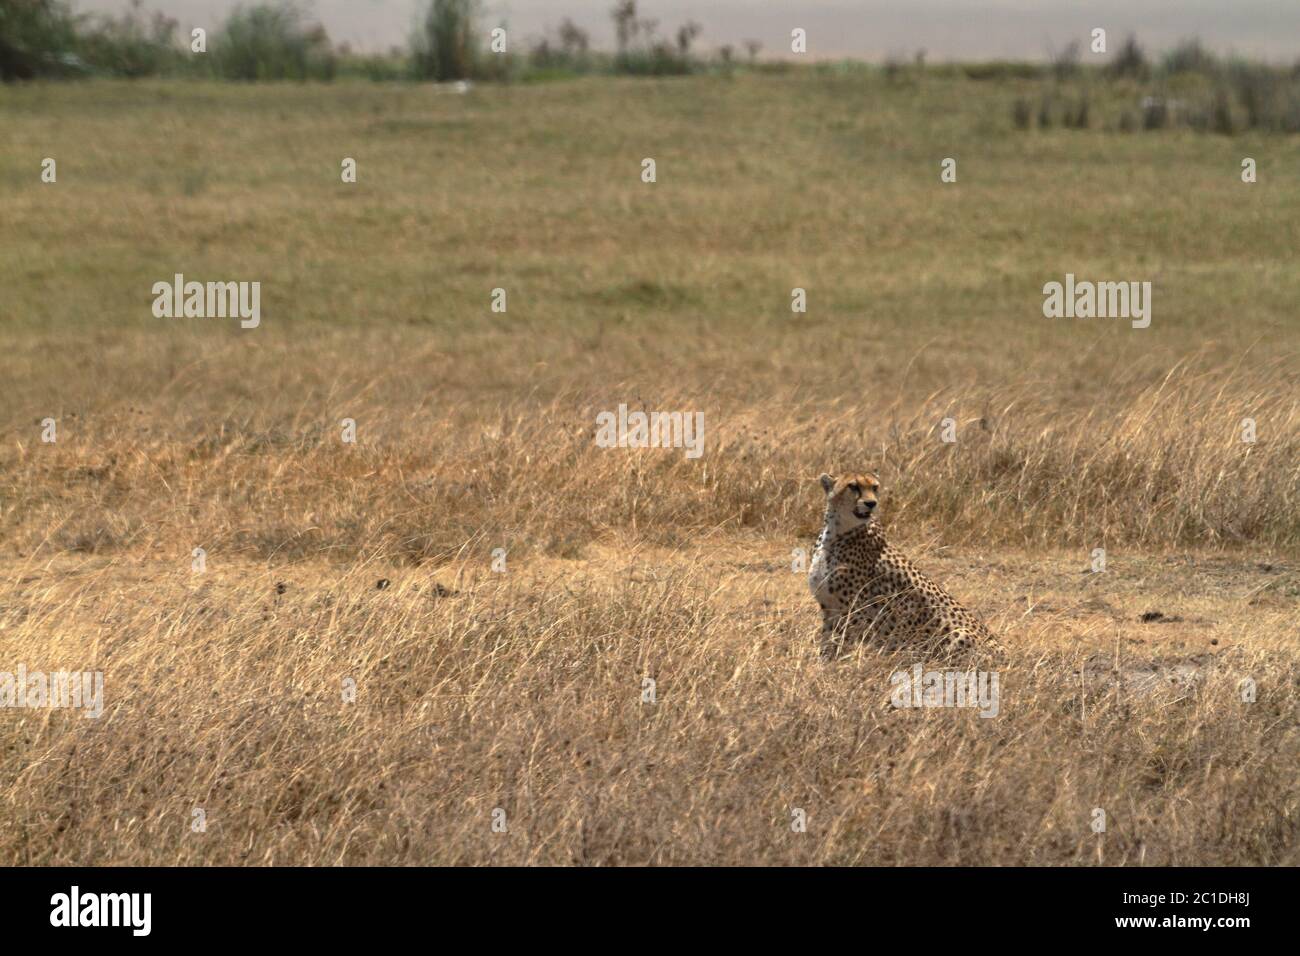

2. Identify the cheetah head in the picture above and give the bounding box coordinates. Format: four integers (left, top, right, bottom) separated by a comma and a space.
819, 472, 881, 527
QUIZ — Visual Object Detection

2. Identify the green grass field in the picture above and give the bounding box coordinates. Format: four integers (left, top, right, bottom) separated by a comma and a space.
0, 73, 1297, 865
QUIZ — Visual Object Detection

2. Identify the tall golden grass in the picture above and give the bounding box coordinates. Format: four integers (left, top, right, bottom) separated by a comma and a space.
6, 347, 1296, 565
2, 549, 1295, 865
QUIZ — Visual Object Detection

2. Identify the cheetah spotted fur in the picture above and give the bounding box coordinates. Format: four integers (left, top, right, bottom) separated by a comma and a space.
809, 472, 1001, 659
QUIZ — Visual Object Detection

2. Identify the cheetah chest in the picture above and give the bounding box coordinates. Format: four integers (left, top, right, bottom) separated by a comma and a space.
809, 534, 880, 613
808, 532, 833, 602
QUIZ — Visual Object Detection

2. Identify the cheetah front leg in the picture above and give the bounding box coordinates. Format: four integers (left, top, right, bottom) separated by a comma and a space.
819, 608, 848, 660
933, 624, 1002, 662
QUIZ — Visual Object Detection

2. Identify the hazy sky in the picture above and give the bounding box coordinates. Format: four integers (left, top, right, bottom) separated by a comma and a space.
73, 1, 1300, 60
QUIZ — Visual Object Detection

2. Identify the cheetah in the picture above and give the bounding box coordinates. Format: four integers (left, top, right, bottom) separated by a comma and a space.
809, 472, 1000, 660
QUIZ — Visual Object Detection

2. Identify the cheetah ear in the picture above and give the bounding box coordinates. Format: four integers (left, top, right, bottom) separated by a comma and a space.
819, 473, 835, 494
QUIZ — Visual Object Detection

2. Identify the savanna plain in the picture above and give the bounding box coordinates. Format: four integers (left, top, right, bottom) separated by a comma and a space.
1, 71, 1297, 865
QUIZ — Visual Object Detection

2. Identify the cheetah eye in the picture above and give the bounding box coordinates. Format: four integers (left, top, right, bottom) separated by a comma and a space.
848, 483, 861, 494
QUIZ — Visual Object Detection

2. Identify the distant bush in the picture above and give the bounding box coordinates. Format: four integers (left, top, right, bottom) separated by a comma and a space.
1226, 61, 1296, 131
1204, 89, 1236, 135
987, 34, 1300, 137
1011, 98, 1032, 129
212, 2, 335, 81
411, 0, 478, 81
77, 0, 185, 78
882, 54, 909, 84
336, 48, 409, 82
610, 0, 697, 76
1037, 95, 1053, 129
0, 0, 82, 80
527, 18, 593, 75
1064, 95, 1090, 129
714, 44, 734, 74
1162, 38, 1218, 76
1176, 60, 1300, 134
1141, 97, 1169, 129
962, 61, 1042, 81
1051, 41, 1081, 82
1109, 34, 1149, 80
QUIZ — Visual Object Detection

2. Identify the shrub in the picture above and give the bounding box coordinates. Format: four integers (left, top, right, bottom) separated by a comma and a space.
528, 18, 593, 74
556, 17, 590, 72
212, 2, 336, 81
1162, 38, 1218, 77
77, 0, 184, 78
1065, 95, 1090, 129
1011, 97, 1032, 130
882, 54, 908, 84
1211, 89, 1236, 134
1227, 61, 1290, 131
610, 0, 696, 76
0, 0, 83, 80
411, 0, 478, 81
963, 61, 1042, 81
1109, 34, 1148, 80
1037, 95, 1053, 128
1141, 96, 1169, 129
1051, 40, 1080, 82
337, 47, 409, 82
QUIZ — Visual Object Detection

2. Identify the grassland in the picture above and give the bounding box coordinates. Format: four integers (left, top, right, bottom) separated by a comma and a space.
0, 72, 1297, 865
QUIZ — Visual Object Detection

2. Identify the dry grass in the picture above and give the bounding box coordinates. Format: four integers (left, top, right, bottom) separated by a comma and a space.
0, 76, 1297, 865
2, 547, 1296, 865
4, 349, 1296, 565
